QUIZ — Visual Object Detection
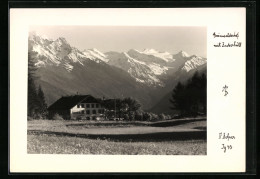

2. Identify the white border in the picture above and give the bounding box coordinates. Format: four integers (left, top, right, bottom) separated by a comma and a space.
10, 8, 246, 172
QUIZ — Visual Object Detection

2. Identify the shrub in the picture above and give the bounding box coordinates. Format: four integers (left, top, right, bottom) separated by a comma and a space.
135, 110, 143, 121
150, 113, 158, 121
143, 112, 152, 121
52, 113, 64, 121
158, 113, 166, 121
123, 114, 129, 121
165, 115, 172, 120
129, 111, 135, 121
134, 113, 143, 121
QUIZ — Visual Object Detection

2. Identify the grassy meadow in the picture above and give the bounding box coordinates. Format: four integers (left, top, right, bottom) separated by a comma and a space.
27, 118, 207, 155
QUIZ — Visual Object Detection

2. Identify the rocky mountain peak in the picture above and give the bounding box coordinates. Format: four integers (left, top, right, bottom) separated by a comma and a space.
29, 33, 207, 87
177, 50, 190, 57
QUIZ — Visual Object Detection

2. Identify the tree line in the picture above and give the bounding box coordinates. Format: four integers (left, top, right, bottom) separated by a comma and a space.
102, 98, 172, 121
28, 52, 48, 119
170, 71, 206, 117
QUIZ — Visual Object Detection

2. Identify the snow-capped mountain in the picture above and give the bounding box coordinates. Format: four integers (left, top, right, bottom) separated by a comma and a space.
106, 48, 207, 86
135, 48, 175, 62
29, 34, 206, 84
106, 51, 169, 86
82, 48, 109, 63
29, 33, 109, 72
28, 33, 207, 110
29, 34, 89, 69
182, 55, 207, 72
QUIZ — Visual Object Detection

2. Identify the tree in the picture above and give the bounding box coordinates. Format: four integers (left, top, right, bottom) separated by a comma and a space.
135, 109, 144, 121
28, 52, 48, 119
28, 52, 39, 118
199, 73, 207, 114
116, 98, 128, 119
150, 113, 158, 121
37, 85, 48, 118
143, 112, 152, 121
158, 113, 166, 120
169, 82, 187, 115
28, 76, 38, 117
102, 97, 142, 120
170, 71, 207, 117
102, 98, 125, 119
123, 97, 141, 120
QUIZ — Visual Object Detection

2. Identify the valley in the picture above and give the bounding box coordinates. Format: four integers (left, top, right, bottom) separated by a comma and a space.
29, 32, 207, 113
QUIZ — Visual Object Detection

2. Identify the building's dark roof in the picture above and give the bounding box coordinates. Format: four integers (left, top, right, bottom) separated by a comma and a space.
48, 95, 101, 110
81, 97, 102, 103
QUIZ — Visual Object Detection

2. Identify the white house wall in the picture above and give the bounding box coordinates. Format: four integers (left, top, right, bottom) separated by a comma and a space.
70, 102, 104, 120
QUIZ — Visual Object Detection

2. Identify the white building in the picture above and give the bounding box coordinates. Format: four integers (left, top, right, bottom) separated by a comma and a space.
48, 95, 105, 120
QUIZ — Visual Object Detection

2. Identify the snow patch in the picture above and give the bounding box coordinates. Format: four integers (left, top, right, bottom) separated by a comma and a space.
123, 52, 146, 65
143, 48, 158, 54
67, 53, 84, 65
136, 48, 174, 62
32, 44, 61, 64
83, 49, 109, 63
135, 78, 145, 83
64, 63, 74, 72
35, 61, 45, 67
92, 48, 107, 58
182, 56, 207, 72
148, 63, 168, 75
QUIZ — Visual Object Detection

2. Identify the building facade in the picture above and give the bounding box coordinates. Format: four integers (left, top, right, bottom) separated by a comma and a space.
70, 99, 105, 120
48, 95, 105, 120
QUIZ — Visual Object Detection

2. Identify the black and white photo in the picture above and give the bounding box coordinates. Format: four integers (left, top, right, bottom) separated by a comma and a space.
27, 26, 207, 155
9, 8, 247, 172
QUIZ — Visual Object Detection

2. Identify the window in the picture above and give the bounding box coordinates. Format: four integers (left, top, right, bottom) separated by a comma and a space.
86, 104, 90, 108
81, 104, 85, 108
96, 104, 99, 108
92, 110, 96, 114
81, 110, 85, 114
77, 104, 80, 108
98, 109, 103, 114
91, 104, 95, 108
86, 110, 90, 114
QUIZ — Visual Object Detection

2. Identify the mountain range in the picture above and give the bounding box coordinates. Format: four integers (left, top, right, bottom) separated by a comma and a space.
28, 32, 207, 113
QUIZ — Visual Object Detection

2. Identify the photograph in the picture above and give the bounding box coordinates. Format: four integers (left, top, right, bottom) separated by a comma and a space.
9, 7, 248, 173
27, 26, 207, 155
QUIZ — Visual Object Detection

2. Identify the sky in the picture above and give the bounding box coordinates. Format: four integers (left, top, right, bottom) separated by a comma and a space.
30, 26, 207, 57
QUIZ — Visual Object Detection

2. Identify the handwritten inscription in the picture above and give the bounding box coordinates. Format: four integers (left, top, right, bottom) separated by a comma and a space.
221, 144, 232, 153
214, 41, 242, 47
213, 32, 239, 39
222, 85, 228, 96
213, 32, 242, 48
219, 132, 235, 153
219, 132, 235, 140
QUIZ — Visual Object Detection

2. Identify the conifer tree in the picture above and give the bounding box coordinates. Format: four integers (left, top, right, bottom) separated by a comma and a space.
28, 76, 38, 117
37, 85, 48, 117
169, 82, 187, 116
28, 52, 48, 119
28, 52, 39, 118
170, 71, 207, 117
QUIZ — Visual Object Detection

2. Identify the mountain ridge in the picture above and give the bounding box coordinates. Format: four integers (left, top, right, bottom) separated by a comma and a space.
28, 33, 207, 112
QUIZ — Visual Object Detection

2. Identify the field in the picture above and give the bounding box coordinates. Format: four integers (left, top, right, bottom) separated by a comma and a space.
27, 118, 207, 155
